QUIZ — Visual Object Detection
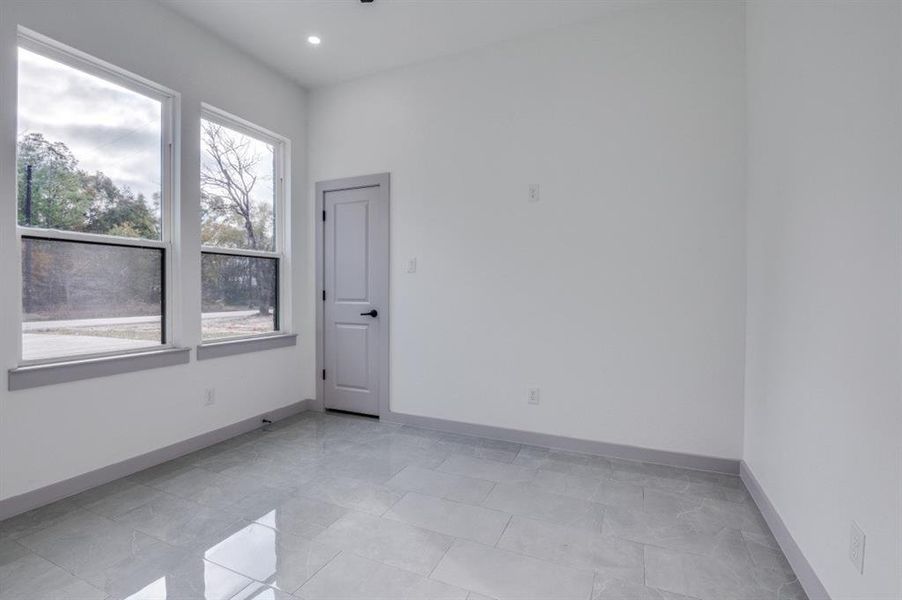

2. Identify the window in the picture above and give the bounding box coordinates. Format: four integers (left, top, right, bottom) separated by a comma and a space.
16, 34, 173, 363
200, 110, 285, 341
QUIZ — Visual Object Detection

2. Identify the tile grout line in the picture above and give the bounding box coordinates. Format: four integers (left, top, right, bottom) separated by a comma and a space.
492, 514, 514, 548
425, 538, 454, 580
9, 538, 106, 598
288, 547, 345, 596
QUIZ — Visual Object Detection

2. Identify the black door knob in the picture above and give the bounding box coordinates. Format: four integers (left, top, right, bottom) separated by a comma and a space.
360, 309, 378, 318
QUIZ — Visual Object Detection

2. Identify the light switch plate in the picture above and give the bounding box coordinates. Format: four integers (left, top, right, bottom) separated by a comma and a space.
528, 184, 540, 203
407, 257, 417, 273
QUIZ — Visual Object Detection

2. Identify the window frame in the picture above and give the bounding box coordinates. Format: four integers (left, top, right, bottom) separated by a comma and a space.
15, 28, 179, 366
198, 104, 289, 345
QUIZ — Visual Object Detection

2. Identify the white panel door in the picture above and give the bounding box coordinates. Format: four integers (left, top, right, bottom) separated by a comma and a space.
322, 182, 388, 416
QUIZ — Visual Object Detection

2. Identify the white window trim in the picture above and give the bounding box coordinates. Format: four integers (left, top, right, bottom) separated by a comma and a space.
198, 104, 291, 346
15, 28, 181, 367
22, 228, 168, 250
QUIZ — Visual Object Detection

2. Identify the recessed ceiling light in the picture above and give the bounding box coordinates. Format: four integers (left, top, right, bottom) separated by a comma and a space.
307, 35, 321, 46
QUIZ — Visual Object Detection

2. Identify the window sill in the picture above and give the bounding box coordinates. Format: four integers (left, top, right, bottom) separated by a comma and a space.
196, 333, 297, 361
8, 347, 191, 391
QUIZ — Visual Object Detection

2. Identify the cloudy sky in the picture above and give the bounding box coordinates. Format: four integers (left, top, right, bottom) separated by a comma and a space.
17, 47, 162, 203
17, 47, 276, 239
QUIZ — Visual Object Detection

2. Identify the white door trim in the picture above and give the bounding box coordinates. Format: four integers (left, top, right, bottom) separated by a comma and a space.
315, 173, 390, 417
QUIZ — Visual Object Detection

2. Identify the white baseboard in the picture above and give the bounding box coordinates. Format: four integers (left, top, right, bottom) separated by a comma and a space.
0, 398, 314, 521
381, 409, 740, 474
740, 460, 831, 600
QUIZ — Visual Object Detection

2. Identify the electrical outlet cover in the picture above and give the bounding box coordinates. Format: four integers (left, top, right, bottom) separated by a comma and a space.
849, 521, 866, 574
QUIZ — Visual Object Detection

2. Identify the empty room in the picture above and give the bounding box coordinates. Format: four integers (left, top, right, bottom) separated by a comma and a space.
0, 1, 899, 599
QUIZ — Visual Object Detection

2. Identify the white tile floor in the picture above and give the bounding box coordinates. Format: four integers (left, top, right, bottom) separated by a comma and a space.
0, 411, 807, 600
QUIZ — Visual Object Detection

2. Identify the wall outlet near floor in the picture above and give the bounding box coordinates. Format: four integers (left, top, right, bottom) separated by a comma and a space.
527, 387, 540, 405
204, 388, 216, 407
849, 521, 866, 574
528, 184, 540, 203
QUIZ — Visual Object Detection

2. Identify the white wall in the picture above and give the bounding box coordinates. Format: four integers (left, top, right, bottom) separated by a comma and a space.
0, 0, 313, 500
744, 1, 902, 598
309, 2, 747, 460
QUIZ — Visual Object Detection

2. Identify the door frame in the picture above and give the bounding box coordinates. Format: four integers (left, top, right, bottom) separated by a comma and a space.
315, 173, 390, 418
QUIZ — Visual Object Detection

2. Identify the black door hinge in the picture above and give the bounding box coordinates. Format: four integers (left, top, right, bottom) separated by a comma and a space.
322, 289, 326, 301
322, 369, 326, 380
322, 210, 326, 221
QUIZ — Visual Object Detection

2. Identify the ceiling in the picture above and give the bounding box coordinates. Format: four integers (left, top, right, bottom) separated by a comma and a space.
158, 0, 652, 89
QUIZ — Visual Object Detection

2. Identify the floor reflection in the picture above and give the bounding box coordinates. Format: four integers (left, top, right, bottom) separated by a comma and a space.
231, 582, 287, 600
205, 520, 278, 586
121, 514, 282, 600
125, 576, 166, 600
120, 556, 252, 600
